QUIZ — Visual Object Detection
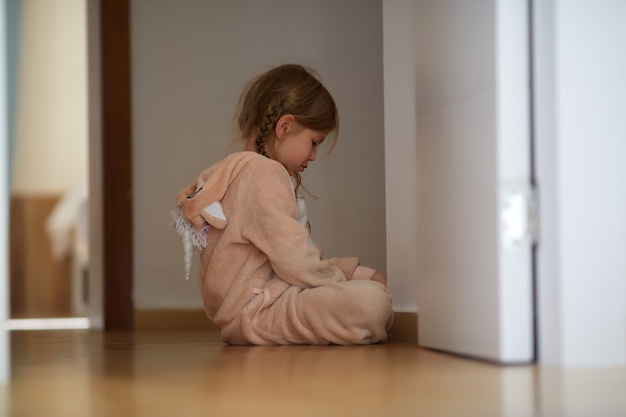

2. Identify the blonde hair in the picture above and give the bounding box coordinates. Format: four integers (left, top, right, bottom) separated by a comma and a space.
234, 64, 339, 192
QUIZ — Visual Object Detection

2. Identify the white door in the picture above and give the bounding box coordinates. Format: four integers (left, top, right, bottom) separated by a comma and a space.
414, 0, 534, 363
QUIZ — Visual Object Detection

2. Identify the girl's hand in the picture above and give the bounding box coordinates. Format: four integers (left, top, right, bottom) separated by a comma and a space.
372, 271, 387, 287
352, 265, 387, 287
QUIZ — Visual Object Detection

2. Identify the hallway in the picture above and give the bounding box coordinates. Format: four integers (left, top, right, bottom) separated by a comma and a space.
2, 329, 625, 417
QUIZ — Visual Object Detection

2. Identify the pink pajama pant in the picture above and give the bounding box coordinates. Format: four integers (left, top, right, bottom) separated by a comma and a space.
221, 280, 394, 345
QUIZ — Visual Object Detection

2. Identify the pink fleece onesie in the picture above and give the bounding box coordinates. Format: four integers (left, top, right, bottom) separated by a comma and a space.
176, 151, 393, 345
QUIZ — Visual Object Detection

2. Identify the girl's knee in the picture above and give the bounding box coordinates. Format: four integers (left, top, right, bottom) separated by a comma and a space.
345, 281, 393, 331
298, 281, 393, 344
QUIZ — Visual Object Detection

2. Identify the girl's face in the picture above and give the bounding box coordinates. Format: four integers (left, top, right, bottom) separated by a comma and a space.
272, 121, 327, 173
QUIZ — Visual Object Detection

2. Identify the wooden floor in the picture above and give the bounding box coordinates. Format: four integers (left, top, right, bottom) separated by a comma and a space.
1, 330, 625, 417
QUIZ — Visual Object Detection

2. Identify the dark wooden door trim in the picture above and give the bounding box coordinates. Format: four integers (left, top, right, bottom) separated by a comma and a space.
100, 0, 133, 330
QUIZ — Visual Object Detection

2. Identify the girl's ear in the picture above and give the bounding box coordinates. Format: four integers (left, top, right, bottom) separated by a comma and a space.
275, 114, 296, 139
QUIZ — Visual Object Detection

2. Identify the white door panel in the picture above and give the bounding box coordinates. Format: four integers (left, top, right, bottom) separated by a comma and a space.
415, 0, 533, 363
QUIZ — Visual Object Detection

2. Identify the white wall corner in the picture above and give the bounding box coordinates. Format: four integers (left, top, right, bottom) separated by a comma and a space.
535, 0, 626, 367
382, 0, 418, 313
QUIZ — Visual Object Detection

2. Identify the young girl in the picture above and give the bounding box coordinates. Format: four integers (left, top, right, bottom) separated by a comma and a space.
173, 64, 393, 345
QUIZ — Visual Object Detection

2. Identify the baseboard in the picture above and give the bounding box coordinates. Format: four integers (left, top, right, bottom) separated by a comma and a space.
388, 311, 418, 343
134, 309, 418, 343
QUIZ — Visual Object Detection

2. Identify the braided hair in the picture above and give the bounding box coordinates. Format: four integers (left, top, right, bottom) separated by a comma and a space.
234, 64, 339, 192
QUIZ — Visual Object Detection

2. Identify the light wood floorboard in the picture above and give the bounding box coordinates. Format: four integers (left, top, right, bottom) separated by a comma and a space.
2, 330, 625, 417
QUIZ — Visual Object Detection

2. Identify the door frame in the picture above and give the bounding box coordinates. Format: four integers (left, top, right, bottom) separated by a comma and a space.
88, 0, 133, 330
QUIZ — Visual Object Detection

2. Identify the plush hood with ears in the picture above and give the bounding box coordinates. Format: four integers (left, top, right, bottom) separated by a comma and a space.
176, 151, 267, 231
171, 151, 266, 279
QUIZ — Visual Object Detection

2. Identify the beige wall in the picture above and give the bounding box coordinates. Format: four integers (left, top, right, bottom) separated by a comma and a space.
11, 0, 87, 195
7, 0, 88, 320
131, 0, 387, 309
